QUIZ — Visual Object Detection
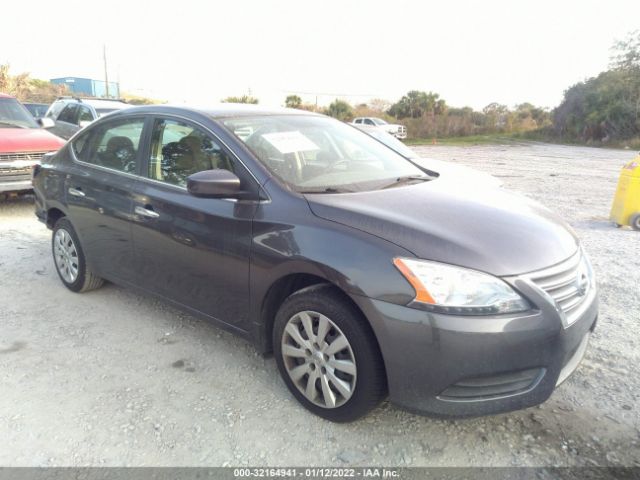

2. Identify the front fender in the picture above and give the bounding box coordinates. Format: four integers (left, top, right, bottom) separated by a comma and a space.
248, 195, 418, 351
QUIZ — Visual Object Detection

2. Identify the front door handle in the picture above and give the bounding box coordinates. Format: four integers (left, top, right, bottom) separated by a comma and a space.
135, 205, 160, 219
68, 187, 85, 197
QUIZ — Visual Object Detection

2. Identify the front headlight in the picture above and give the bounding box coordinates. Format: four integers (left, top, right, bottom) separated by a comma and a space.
393, 258, 530, 315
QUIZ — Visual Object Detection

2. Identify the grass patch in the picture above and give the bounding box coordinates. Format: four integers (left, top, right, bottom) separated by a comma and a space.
405, 134, 519, 146
406, 133, 640, 151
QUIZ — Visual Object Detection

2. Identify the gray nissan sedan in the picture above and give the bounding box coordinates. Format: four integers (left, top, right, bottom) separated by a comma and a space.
32, 105, 597, 422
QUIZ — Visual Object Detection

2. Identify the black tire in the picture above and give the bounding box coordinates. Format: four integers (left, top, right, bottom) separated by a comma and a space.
631, 213, 640, 231
51, 217, 104, 293
273, 284, 387, 422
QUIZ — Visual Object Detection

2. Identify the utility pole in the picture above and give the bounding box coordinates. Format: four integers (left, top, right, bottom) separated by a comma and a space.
103, 44, 110, 98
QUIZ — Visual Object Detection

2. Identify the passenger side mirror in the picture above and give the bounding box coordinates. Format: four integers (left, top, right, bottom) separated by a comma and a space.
186, 169, 241, 198
38, 117, 55, 129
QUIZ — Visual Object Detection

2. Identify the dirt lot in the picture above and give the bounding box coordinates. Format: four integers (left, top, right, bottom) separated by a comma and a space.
0, 142, 639, 467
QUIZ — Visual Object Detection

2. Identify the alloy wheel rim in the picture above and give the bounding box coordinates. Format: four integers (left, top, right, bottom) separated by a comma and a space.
281, 310, 357, 409
53, 229, 79, 283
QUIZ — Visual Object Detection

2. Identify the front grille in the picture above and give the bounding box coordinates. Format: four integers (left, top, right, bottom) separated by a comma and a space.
526, 251, 593, 326
438, 368, 545, 400
0, 151, 46, 163
0, 166, 31, 174
0, 166, 32, 179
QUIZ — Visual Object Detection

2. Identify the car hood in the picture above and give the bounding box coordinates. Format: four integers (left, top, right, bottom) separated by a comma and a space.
0, 128, 65, 153
413, 157, 503, 188
305, 180, 578, 276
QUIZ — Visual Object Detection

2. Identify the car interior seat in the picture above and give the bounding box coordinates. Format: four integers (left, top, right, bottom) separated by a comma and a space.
100, 136, 136, 171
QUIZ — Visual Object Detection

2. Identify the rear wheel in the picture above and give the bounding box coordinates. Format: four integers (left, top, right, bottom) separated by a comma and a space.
631, 213, 640, 231
52, 217, 104, 293
273, 285, 386, 422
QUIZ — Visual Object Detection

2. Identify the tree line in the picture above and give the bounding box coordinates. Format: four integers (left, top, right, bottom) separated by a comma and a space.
553, 31, 640, 144
278, 92, 553, 140
0, 64, 68, 102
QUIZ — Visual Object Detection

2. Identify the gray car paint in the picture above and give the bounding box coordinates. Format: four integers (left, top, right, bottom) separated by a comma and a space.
306, 179, 579, 276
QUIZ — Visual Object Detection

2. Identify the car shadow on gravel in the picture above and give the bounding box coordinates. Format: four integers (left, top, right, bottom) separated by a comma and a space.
573, 218, 636, 231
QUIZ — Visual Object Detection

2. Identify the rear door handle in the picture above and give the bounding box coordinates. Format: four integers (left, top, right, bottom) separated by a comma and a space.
68, 187, 85, 197
135, 205, 160, 218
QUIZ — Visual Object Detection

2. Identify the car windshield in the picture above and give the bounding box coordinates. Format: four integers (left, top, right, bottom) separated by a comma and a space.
0, 98, 39, 128
223, 115, 426, 193
364, 129, 418, 158
24, 103, 48, 118
372, 118, 388, 125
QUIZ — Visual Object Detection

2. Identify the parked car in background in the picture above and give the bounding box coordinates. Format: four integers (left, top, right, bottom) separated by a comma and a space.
45, 97, 130, 140
0, 93, 64, 194
353, 124, 502, 188
34, 105, 597, 422
23, 102, 50, 119
351, 116, 406, 139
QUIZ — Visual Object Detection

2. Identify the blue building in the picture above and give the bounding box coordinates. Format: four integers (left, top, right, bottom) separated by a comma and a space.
50, 77, 120, 98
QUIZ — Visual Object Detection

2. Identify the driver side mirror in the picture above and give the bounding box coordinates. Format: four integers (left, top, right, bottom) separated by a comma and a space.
79, 120, 92, 129
186, 169, 241, 198
38, 117, 55, 129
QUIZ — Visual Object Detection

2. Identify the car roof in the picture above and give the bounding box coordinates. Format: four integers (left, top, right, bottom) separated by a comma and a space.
81, 99, 129, 110
105, 103, 320, 119
54, 97, 128, 108
195, 103, 315, 118
0, 92, 15, 99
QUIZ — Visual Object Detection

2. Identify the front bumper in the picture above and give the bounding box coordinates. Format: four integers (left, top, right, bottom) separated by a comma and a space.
0, 176, 33, 193
0, 160, 39, 193
352, 259, 598, 417
393, 131, 407, 140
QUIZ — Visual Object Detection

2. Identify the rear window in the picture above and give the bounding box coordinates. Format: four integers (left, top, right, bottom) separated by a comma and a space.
71, 118, 144, 174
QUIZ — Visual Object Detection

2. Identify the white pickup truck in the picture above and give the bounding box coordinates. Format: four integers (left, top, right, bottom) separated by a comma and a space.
351, 117, 407, 139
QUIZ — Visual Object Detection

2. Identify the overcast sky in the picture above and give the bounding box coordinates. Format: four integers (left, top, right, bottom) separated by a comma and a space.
2, 0, 639, 109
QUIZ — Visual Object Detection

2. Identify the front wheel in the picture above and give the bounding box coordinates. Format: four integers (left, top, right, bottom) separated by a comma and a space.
630, 213, 640, 231
52, 217, 104, 293
273, 285, 387, 422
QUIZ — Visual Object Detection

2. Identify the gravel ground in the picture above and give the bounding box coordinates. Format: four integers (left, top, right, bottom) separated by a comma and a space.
0, 142, 639, 467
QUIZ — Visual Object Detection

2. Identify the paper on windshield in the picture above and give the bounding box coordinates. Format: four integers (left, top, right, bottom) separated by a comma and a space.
261, 131, 319, 154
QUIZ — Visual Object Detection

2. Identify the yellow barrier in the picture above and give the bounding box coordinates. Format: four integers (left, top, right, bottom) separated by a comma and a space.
610, 155, 640, 230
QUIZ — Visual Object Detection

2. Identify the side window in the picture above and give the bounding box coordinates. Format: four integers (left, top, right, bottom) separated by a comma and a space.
46, 101, 65, 119
74, 118, 144, 173
57, 104, 79, 123
78, 105, 93, 124
71, 130, 93, 162
148, 118, 234, 187
354, 118, 362, 124
364, 118, 374, 125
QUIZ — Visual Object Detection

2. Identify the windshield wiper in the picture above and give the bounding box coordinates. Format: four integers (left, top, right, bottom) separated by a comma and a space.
381, 175, 432, 189
299, 187, 353, 194
0, 121, 27, 128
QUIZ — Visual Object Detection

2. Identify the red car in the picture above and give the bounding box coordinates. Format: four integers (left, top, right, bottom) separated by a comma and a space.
0, 93, 64, 194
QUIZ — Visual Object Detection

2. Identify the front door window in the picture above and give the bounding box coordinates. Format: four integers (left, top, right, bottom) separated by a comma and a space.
148, 119, 234, 187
